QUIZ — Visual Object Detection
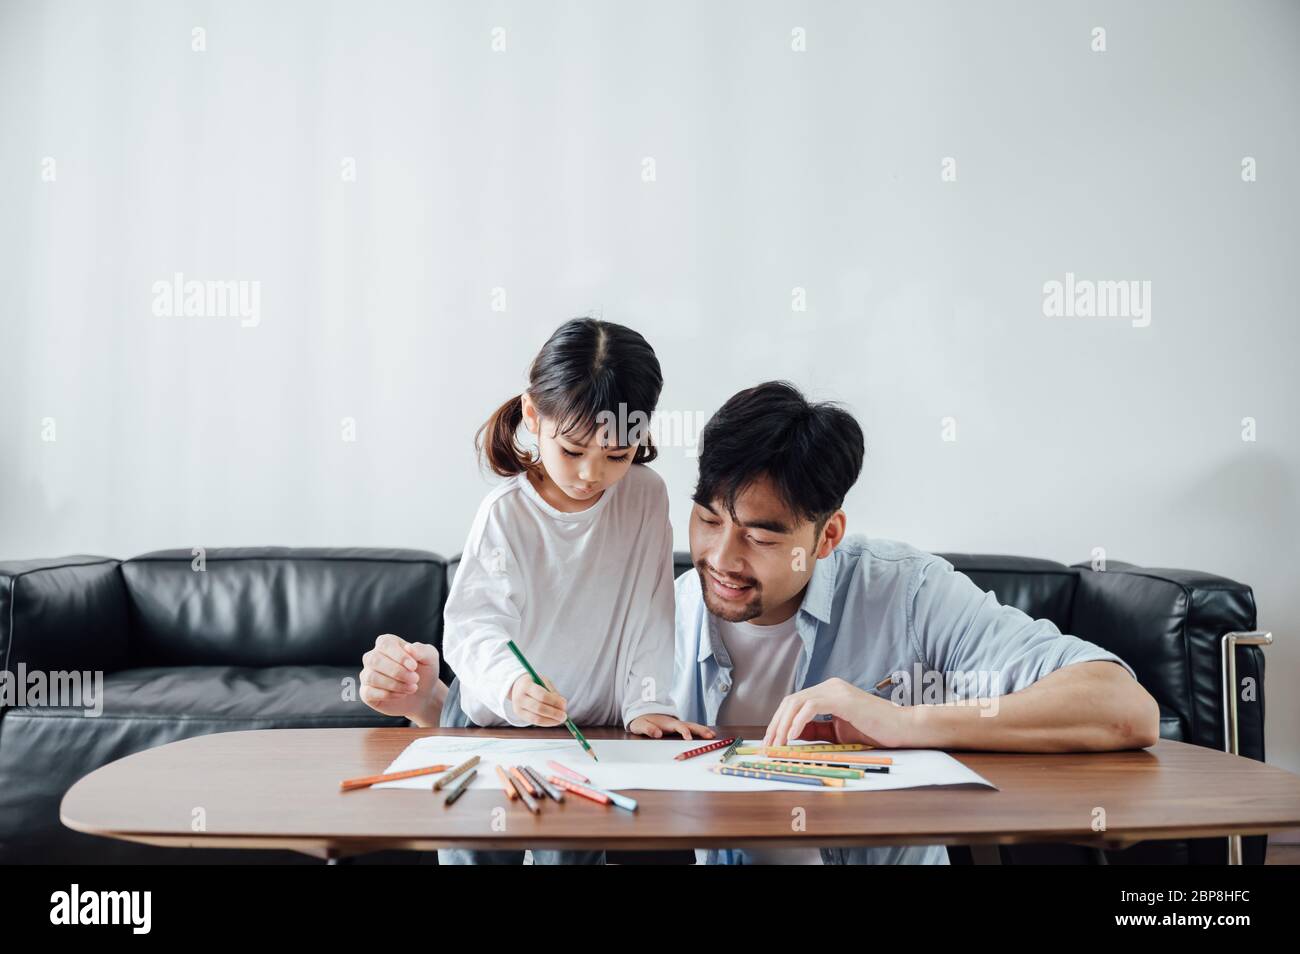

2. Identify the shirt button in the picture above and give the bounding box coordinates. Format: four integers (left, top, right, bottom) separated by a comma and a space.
719, 682, 731, 693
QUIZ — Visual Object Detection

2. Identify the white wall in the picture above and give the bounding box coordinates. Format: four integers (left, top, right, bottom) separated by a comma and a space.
3, 1, 1298, 779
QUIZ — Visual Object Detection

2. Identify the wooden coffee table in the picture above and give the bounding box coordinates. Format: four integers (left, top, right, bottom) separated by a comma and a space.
59, 726, 1300, 861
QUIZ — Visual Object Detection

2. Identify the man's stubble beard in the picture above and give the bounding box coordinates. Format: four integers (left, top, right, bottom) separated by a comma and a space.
695, 565, 763, 624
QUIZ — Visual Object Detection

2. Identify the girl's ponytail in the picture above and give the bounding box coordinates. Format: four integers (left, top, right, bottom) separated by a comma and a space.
475, 394, 535, 477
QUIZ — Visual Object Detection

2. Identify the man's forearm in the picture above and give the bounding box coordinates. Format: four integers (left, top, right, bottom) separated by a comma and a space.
902, 661, 1159, 753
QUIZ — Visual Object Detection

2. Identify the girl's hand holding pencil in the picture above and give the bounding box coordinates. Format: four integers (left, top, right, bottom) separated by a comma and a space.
509, 672, 570, 727
505, 640, 599, 759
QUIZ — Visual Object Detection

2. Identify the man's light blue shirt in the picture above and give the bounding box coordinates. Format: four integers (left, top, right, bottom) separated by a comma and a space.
671, 535, 1138, 866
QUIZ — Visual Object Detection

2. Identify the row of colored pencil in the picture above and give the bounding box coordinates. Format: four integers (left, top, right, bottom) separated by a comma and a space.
711, 763, 886, 786
493, 760, 637, 813
669, 736, 897, 788
674, 739, 891, 766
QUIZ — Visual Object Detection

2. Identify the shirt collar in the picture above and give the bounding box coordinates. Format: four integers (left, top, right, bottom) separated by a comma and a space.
800, 551, 838, 625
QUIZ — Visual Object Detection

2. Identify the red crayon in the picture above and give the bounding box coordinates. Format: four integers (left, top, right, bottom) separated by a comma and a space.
674, 737, 736, 761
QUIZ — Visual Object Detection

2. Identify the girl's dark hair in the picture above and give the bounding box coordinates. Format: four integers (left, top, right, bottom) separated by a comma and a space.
693, 381, 864, 530
476, 317, 663, 477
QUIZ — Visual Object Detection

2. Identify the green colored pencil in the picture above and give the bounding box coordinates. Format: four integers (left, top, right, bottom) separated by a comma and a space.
506, 639, 598, 761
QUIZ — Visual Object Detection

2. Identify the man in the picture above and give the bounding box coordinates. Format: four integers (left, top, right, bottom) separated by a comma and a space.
673, 381, 1158, 864
358, 381, 1158, 865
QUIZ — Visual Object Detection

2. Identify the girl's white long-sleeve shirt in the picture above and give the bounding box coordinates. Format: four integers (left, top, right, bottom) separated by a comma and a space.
442, 463, 679, 729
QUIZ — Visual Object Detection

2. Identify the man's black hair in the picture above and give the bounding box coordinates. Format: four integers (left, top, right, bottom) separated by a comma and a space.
692, 381, 864, 530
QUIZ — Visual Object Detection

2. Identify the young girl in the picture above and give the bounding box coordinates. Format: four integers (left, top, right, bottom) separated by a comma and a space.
360, 317, 708, 862
441, 316, 707, 744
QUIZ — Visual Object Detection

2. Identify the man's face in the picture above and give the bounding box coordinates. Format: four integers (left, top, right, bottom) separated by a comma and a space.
689, 475, 831, 626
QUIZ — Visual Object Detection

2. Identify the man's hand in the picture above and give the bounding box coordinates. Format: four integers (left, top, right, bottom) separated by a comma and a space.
766, 663, 1158, 753
359, 633, 444, 725
509, 673, 569, 727
763, 677, 909, 748
628, 713, 716, 741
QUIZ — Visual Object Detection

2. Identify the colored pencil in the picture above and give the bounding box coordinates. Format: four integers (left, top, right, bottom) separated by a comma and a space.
758, 752, 892, 766
339, 763, 451, 791
541, 765, 633, 810
433, 756, 481, 791
506, 770, 541, 813
495, 764, 519, 800
549, 776, 611, 806
547, 760, 590, 784
718, 737, 743, 763
736, 743, 873, 755
738, 760, 862, 780
509, 765, 538, 797
674, 737, 735, 761
711, 765, 829, 787
768, 757, 890, 774
523, 765, 564, 802
443, 769, 477, 806
764, 770, 844, 788
506, 639, 598, 761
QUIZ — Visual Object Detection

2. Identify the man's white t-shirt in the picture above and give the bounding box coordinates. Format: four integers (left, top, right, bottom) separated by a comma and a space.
714, 615, 802, 725
714, 613, 823, 865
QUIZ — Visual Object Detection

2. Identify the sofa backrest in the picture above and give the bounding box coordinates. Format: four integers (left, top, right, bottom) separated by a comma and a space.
0, 556, 130, 679
936, 553, 1078, 629
120, 548, 446, 668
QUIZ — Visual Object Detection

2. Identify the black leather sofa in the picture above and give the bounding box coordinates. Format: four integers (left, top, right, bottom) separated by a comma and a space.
0, 546, 1266, 864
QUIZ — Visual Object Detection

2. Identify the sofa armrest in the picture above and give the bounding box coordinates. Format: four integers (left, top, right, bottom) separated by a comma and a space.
1068, 563, 1268, 865
1068, 563, 1263, 760
0, 557, 130, 695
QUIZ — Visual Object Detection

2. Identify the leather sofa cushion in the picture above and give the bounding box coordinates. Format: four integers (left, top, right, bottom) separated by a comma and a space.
7, 664, 404, 725
121, 548, 446, 668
